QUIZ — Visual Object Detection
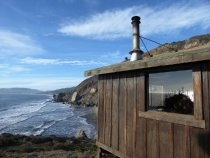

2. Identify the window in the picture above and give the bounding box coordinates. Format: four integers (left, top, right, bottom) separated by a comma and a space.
139, 65, 205, 128
148, 69, 194, 115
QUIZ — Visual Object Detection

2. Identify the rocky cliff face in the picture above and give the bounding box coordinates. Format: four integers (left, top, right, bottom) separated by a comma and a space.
54, 34, 210, 107
53, 93, 68, 102
67, 75, 98, 106
53, 75, 98, 106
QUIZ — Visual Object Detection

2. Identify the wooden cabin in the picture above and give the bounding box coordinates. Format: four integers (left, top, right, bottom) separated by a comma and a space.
85, 16, 210, 158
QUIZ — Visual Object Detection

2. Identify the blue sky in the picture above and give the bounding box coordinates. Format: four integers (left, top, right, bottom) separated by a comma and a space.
0, 0, 210, 90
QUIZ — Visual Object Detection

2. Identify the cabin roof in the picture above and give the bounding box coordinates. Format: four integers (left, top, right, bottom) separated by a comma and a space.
85, 47, 210, 77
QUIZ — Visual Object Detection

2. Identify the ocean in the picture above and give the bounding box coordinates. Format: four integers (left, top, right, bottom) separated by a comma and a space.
0, 93, 96, 138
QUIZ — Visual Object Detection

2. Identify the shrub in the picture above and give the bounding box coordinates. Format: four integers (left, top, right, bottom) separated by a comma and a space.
164, 93, 193, 114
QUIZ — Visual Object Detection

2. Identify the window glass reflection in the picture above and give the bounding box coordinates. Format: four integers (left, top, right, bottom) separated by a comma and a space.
149, 70, 193, 114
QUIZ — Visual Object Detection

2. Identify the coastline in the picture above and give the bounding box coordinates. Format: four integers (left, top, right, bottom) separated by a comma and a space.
81, 106, 97, 125
0, 95, 98, 157
80, 106, 97, 139
0, 94, 96, 139
56, 102, 97, 130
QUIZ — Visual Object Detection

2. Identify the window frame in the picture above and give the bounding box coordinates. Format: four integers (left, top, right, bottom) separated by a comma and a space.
146, 68, 194, 115
138, 63, 205, 128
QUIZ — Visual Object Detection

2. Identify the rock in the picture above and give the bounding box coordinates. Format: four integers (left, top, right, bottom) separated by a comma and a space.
66, 76, 98, 106
75, 129, 87, 139
71, 91, 79, 102
93, 132, 98, 140
184, 40, 199, 49
53, 93, 67, 102
90, 88, 97, 94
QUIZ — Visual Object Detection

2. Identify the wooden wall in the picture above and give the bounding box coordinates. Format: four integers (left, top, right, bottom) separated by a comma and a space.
97, 62, 210, 158
98, 71, 137, 157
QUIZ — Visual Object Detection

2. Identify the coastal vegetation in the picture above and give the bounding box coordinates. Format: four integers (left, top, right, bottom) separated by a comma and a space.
0, 133, 97, 158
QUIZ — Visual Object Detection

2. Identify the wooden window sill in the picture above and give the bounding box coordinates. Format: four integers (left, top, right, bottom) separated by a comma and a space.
139, 110, 205, 128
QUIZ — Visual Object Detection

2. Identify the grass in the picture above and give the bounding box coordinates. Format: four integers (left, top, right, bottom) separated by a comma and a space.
0, 133, 97, 158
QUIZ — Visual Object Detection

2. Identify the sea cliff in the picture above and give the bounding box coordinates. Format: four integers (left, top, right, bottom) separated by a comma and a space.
53, 76, 98, 107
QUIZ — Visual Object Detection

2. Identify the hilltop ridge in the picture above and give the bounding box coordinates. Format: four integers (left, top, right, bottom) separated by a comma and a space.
144, 34, 210, 58
0, 88, 42, 94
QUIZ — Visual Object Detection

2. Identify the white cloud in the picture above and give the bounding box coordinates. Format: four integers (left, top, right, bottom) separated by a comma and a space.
58, 1, 210, 39
20, 51, 123, 66
20, 57, 59, 65
0, 77, 84, 91
0, 30, 44, 57
98, 51, 122, 63
9, 66, 30, 72
0, 64, 30, 76
58, 7, 133, 39
20, 57, 107, 66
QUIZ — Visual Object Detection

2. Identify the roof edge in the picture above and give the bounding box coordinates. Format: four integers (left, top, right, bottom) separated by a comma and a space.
85, 47, 210, 77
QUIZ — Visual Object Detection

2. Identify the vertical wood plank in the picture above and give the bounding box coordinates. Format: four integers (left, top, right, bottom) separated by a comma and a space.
201, 63, 210, 158
104, 75, 112, 146
111, 73, 119, 150
132, 72, 137, 158
205, 61, 210, 158
135, 72, 146, 158
137, 73, 146, 112
103, 75, 107, 143
159, 122, 173, 158
96, 148, 102, 158
126, 72, 135, 157
202, 63, 210, 131
147, 119, 159, 158
190, 127, 205, 158
206, 62, 210, 158
173, 124, 190, 158
124, 73, 127, 156
98, 75, 104, 143
136, 117, 146, 158
118, 73, 126, 154
193, 66, 203, 120
204, 63, 210, 158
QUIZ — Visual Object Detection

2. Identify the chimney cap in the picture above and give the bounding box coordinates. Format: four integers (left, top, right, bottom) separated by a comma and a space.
131, 16, 140, 21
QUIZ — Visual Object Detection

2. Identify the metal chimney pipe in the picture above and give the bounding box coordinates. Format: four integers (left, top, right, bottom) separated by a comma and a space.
130, 16, 143, 61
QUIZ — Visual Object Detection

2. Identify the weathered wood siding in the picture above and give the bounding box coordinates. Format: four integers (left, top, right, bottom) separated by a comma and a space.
97, 62, 210, 158
98, 71, 138, 157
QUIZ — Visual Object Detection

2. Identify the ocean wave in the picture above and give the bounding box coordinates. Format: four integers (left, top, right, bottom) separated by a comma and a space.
0, 99, 49, 130
20, 120, 57, 136
0, 96, 96, 138
0, 103, 74, 136
78, 116, 89, 125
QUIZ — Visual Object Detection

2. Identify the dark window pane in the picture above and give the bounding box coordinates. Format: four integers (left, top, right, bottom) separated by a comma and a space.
148, 70, 193, 114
